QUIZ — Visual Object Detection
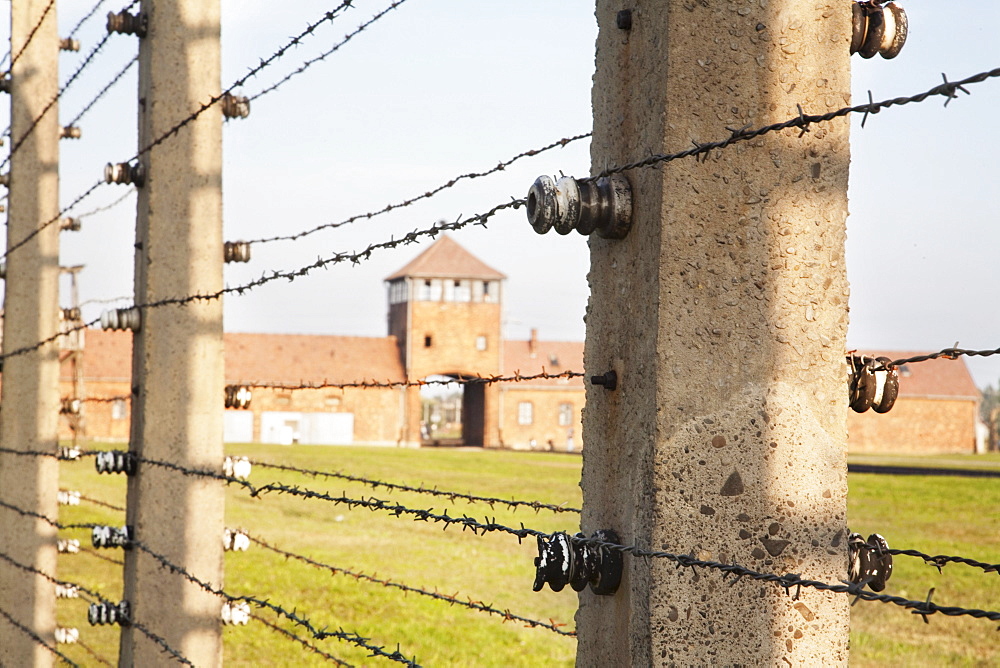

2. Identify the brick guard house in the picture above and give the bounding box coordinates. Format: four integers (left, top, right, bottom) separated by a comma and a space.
33, 236, 981, 454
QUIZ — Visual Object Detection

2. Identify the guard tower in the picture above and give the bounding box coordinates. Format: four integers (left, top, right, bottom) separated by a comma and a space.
385, 235, 505, 447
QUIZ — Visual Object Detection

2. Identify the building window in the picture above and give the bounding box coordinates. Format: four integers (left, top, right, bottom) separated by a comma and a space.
388, 279, 408, 305
111, 399, 127, 421
518, 401, 533, 425
418, 279, 443, 301
424, 335, 433, 348
475, 335, 487, 351
558, 403, 573, 427
454, 280, 471, 302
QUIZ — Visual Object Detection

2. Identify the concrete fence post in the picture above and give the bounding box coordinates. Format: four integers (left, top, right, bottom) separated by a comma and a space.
579, 2, 852, 664
0, 1, 62, 664
119, 0, 225, 664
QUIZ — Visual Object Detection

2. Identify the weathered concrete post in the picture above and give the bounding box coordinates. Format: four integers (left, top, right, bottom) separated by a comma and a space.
0, 1, 61, 664
119, 0, 225, 663
579, 2, 851, 665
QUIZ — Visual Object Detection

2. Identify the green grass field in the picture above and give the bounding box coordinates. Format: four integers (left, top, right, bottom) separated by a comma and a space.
52, 446, 999, 666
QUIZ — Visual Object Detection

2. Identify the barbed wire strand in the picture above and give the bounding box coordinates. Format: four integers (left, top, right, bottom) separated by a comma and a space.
0, 199, 519, 363
78, 545, 125, 566
0, 603, 78, 667
245, 133, 590, 245
8, 0, 58, 70
2, 179, 106, 261
249, 459, 582, 514
75, 637, 115, 668
72, 492, 126, 513
0, 545, 193, 665
889, 548, 1000, 576
239, 485, 1000, 624
241, 369, 584, 392
65, 54, 138, 128
129, 0, 355, 164
247, 0, 409, 104
249, 533, 576, 636
2, 31, 116, 169
131, 540, 422, 666
66, 0, 110, 40
249, 612, 353, 667
590, 67, 1000, 180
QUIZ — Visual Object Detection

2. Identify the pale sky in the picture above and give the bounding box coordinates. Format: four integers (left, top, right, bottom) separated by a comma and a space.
6, 1, 1000, 387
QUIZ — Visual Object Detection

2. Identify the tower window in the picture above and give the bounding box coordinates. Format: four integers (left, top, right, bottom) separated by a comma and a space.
475, 335, 487, 351
454, 280, 471, 302
111, 399, 127, 421
424, 335, 433, 348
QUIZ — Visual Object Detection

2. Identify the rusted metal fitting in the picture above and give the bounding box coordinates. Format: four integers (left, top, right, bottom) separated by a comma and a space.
851, 1, 907, 59
590, 370, 618, 390
60, 125, 82, 139
224, 241, 251, 263
616, 9, 632, 30
59, 38, 81, 52
225, 385, 253, 409
104, 161, 145, 187
0, 173, 9, 188
107, 10, 147, 38
848, 532, 893, 591
0, 261, 6, 279
100, 307, 141, 332
61, 306, 82, 321
532, 529, 623, 596
847, 355, 898, 414
60, 217, 82, 232
0, 76, 11, 94
221, 92, 250, 119
527, 174, 632, 239
60, 397, 82, 415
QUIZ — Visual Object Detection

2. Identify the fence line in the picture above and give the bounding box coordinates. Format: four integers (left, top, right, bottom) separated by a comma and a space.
249, 533, 576, 636
65, 54, 138, 128
249, 612, 353, 667
66, 0, 110, 41
247, 0, 409, 104
0, 603, 78, 667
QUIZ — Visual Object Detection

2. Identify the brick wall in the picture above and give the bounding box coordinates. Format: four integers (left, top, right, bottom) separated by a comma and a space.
847, 397, 978, 454
499, 386, 583, 452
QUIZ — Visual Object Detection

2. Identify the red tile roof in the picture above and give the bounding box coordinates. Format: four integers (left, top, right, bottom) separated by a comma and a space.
65, 330, 406, 385
854, 350, 980, 400
502, 339, 585, 388
225, 333, 405, 384
385, 235, 506, 281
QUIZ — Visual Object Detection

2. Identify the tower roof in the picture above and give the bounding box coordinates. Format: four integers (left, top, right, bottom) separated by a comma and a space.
385, 235, 506, 281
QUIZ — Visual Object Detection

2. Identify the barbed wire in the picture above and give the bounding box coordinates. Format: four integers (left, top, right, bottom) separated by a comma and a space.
79, 545, 125, 566
129, 0, 354, 164
131, 540, 422, 666
1, 199, 515, 363
882, 345, 1000, 370
243, 369, 584, 392
66, 0, 110, 40
70, 490, 127, 512
890, 548, 1000, 575
249, 459, 582, 514
2, 31, 116, 170
65, 54, 138, 128
76, 638, 115, 668
0, 603, 78, 667
245, 133, 590, 245
248, 0, 408, 104
591, 67, 1000, 181
0, 543, 192, 665
1, 179, 106, 262
79, 296, 132, 307
8, 0, 58, 70
249, 533, 576, 636
240, 485, 1000, 624
76, 187, 135, 220
249, 612, 353, 667
0, 496, 100, 531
